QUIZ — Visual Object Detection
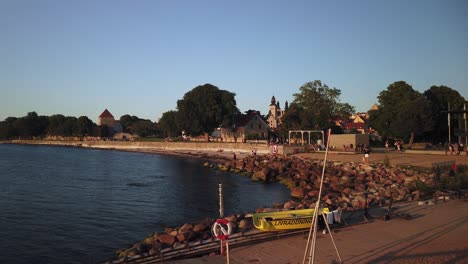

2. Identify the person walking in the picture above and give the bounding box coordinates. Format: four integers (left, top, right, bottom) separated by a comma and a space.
363, 146, 371, 163
385, 140, 389, 152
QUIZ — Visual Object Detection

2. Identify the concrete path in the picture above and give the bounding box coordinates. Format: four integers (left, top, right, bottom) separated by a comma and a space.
166, 199, 468, 264
295, 150, 468, 168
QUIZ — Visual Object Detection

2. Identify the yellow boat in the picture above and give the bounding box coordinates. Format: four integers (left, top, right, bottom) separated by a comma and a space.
252, 208, 330, 231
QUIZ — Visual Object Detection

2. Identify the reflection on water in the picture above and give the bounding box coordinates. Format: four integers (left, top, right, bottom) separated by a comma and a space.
0, 144, 290, 264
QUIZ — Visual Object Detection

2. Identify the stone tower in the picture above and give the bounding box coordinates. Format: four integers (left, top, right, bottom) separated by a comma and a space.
267, 96, 284, 129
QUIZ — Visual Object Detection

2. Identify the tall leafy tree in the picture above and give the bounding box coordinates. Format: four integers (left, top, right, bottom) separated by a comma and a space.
390, 96, 434, 145
47, 114, 67, 135
119, 115, 141, 133
132, 119, 158, 137
14, 112, 48, 138
159, 110, 179, 137
292, 80, 355, 130
369, 81, 433, 144
0, 117, 18, 139
281, 102, 302, 130
75, 116, 95, 137
176, 83, 240, 135
423, 86, 466, 143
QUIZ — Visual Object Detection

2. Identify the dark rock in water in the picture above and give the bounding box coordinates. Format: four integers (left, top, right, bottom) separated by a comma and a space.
252, 169, 268, 182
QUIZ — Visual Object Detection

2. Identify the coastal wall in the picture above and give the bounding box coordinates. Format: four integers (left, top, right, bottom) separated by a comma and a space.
8, 140, 271, 154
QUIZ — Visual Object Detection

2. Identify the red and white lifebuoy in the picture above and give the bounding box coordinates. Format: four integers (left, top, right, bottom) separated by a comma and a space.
212, 218, 232, 241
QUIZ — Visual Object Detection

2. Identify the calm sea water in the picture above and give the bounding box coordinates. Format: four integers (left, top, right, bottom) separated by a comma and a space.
0, 144, 290, 264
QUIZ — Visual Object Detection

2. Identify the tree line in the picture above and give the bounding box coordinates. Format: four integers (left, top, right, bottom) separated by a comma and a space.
368, 81, 466, 144
1, 80, 466, 144
0, 112, 160, 140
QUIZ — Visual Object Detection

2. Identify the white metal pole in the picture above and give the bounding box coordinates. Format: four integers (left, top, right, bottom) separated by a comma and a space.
464, 104, 467, 150
303, 129, 333, 264
226, 241, 230, 264
219, 184, 224, 218
448, 103, 451, 144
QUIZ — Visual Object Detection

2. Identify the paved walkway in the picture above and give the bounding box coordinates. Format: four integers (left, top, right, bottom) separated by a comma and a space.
167, 199, 468, 263
295, 150, 468, 168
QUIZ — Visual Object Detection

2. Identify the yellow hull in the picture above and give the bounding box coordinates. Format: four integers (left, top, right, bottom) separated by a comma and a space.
252, 208, 330, 231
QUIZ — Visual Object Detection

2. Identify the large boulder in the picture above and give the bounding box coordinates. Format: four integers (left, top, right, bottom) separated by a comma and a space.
179, 223, 193, 233
252, 167, 270, 182
193, 223, 207, 233
238, 219, 250, 229
291, 187, 306, 199
158, 234, 176, 247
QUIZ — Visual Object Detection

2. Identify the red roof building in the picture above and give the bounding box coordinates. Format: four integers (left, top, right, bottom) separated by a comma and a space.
98, 109, 116, 127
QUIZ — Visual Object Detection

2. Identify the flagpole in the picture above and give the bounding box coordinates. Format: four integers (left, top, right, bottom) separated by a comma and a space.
448, 103, 451, 144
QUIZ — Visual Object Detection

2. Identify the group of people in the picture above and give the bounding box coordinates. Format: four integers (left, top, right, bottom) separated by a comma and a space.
447, 142, 464, 155
384, 139, 404, 153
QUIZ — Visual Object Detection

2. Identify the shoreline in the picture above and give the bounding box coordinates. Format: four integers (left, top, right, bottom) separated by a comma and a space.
2, 140, 256, 164
3, 139, 467, 168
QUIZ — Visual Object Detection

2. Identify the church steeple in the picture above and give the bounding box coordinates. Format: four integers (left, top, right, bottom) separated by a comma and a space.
270, 95, 276, 106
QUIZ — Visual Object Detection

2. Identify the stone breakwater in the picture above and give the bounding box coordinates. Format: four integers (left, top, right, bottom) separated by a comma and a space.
111, 154, 435, 262
219, 154, 433, 210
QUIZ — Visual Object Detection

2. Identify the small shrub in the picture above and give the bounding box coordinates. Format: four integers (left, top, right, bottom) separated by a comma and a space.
413, 179, 435, 196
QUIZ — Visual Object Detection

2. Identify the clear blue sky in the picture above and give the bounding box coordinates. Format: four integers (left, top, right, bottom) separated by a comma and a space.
1, 0, 467, 123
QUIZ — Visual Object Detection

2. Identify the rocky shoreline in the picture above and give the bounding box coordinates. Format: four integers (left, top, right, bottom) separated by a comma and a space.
110, 153, 441, 262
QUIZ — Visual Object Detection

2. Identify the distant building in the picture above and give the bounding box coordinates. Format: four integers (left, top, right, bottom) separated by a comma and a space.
220, 110, 269, 142
345, 112, 369, 134
97, 109, 118, 137
266, 96, 288, 129
369, 103, 379, 111
98, 109, 116, 127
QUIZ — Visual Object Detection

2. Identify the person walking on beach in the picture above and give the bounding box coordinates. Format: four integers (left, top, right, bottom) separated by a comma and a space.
363, 146, 371, 163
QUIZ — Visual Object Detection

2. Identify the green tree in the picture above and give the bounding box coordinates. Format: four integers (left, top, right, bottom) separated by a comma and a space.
119, 114, 141, 133
281, 102, 302, 130
176, 83, 240, 136
0, 117, 18, 139
390, 96, 434, 145
159, 110, 179, 137
132, 120, 158, 137
369, 81, 434, 144
423, 86, 466, 143
14, 112, 48, 138
75, 116, 95, 137
47, 114, 67, 135
292, 80, 355, 129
